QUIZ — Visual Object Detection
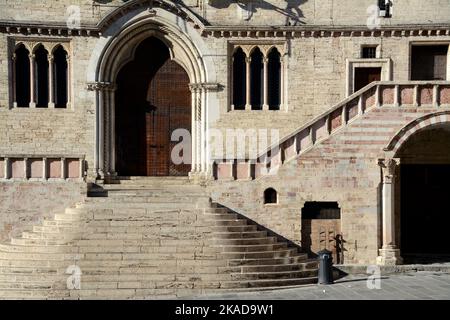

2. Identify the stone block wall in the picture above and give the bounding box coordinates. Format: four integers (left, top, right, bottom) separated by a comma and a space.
209, 107, 440, 264
0, 182, 86, 241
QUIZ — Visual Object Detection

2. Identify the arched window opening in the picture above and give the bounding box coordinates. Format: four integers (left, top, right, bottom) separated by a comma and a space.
264, 188, 278, 204
35, 45, 49, 108
268, 48, 281, 110
250, 48, 263, 110
232, 48, 246, 110
15, 44, 30, 108
54, 46, 68, 108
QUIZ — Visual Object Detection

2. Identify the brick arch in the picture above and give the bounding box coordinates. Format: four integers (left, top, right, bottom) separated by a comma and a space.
384, 111, 450, 155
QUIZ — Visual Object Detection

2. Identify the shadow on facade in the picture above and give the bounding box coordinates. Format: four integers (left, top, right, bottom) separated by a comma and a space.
209, 0, 307, 26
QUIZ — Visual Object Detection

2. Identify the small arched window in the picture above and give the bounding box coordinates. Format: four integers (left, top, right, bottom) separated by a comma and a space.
35, 45, 49, 108
250, 48, 263, 110
232, 47, 246, 110
53, 45, 68, 108
264, 188, 278, 204
14, 44, 31, 108
267, 48, 281, 110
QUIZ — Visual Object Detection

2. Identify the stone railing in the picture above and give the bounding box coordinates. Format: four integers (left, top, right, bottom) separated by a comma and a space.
0, 155, 86, 181
213, 81, 450, 180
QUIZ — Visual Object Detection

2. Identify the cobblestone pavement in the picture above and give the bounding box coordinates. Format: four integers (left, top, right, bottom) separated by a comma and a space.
192, 272, 450, 300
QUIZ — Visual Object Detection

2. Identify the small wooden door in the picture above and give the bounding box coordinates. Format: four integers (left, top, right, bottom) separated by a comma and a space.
354, 67, 381, 92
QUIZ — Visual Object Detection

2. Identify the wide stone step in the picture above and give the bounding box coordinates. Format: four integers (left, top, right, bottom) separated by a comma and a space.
1, 243, 220, 254
0, 276, 318, 293
76, 203, 206, 210
212, 237, 276, 245
23, 231, 81, 240
0, 259, 226, 269
0, 251, 225, 262
214, 243, 287, 252
53, 214, 235, 227
84, 195, 210, 203
0, 273, 225, 283
106, 177, 192, 185
220, 248, 298, 260
65, 207, 228, 216
34, 225, 251, 234
10, 238, 75, 246
229, 270, 318, 280
39, 220, 257, 232
217, 277, 318, 289
206, 220, 248, 226
202, 213, 238, 220
211, 230, 268, 239
226, 255, 309, 266
221, 261, 319, 273
0, 270, 317, 287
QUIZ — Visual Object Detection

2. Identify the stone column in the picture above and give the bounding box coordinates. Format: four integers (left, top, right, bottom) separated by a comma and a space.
377, 158, 403, 265
29, 54, 36, 108
200, 86, 207, 173
263, 56, 269, 110
230, 56, 234, 111
108, 85, 117, 177
42, 157, 48, 180
23, 158, 28, 180
66, 54, 71, 109
48, 56, 55, 108
87, 81, 115, 180
280, 55, 285, 110
4, 158, 9, 179
245, 56, 251, 110
61, 158, 66, 180
189, 86, 198, 174
12, 54, 17, 108
188, 83, 220, 181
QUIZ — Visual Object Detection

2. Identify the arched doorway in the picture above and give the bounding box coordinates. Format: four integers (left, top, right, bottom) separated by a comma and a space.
396, 123, 450, 262
115, 37, 191, 176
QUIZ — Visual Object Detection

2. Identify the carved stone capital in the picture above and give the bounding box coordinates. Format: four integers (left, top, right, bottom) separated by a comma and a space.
378, 158, 400, 184
189, 82, 222, 93
86, 82, 116, 92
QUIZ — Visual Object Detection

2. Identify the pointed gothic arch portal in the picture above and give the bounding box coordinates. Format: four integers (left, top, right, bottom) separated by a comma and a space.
115, 37, 191, 177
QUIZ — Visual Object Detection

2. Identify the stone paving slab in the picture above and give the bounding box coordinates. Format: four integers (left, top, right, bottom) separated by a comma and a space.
189, 272, 450, 300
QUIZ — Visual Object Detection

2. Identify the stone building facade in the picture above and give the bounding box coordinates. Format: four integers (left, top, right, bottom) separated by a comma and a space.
0, 0, 449, 282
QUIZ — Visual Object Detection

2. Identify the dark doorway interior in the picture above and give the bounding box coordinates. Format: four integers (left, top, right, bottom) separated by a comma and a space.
411, 45, 448, 81
115, 37, 191, 176
354, 67, 381, 93
401, 164, 450, 261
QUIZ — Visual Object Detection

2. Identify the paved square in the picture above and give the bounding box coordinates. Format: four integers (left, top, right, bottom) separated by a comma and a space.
191, 272, 450, 300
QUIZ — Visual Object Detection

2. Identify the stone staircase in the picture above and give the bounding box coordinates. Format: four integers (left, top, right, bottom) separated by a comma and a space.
214, 81, 450, 180
0, 177, 317, 299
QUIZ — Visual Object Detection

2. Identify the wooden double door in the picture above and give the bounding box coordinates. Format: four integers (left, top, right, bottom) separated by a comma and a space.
116, 54, 191, 177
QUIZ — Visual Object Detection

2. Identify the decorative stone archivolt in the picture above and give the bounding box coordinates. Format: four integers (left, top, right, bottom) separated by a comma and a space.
384, 110, 450, 155
92, 12, 212, 180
